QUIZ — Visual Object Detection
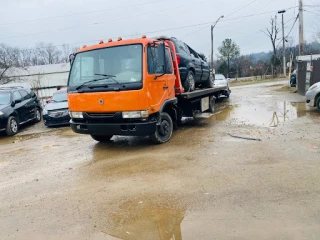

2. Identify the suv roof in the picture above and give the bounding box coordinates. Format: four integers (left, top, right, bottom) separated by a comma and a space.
0, 86, 24, 92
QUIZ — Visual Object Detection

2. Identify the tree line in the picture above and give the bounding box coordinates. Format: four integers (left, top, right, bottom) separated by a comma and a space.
0, 42, 78, 82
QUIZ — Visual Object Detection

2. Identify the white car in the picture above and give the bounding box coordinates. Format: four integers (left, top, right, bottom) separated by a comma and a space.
306, 82, 320, 111
214, 74, 231, 97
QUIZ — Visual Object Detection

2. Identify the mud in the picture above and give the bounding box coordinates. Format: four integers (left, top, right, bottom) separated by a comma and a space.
1, 80, 320, 240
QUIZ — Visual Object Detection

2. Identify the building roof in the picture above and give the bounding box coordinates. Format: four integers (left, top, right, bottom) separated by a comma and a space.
1, 63, 70, 78
296, 54, 320, 62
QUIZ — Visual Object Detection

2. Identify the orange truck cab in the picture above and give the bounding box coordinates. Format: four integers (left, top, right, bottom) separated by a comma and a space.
68, 36, 228, 143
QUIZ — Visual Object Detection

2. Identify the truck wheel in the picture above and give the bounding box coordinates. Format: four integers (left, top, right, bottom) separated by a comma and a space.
205, 73, 215, 88
150, 112, 173, 144
6, 116, 19, 136
316, 96, 320, 111
209, 96, 215, 113
183, 71, 195, 92
91, 135, 113, 142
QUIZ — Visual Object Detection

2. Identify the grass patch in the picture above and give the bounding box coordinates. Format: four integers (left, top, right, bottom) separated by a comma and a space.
276, 85, 297, 93
229, 78, 287, 87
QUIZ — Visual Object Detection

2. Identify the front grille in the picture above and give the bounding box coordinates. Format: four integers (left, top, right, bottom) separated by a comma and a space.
86, 113, 115, 117
48, 109, 69, 118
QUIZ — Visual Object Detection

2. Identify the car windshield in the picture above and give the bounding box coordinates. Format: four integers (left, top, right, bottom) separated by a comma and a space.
0, 92, 11, 105
215, 74, 226, 80
69, 44, 142, 87
52, 91, 67, 102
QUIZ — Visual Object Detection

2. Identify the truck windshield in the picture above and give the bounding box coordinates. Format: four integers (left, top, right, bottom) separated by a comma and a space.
69, 44, 142, 87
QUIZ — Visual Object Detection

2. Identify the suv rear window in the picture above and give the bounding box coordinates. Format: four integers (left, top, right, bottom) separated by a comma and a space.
173, 39, 190, 55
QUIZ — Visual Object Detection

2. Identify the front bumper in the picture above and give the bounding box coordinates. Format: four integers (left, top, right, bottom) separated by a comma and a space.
43, 115, 70, 127
70, 120, 157, 136
306, 91, 316, 107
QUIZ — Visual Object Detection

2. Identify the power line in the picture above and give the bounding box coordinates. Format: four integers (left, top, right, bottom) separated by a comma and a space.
276, 14, 299, 48
0, 0, 166, 27
0, 0, 209, 40
16, 5, 297, 52
224, 0, 260, 18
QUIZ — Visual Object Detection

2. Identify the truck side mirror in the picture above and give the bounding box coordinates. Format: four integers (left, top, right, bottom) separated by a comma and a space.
69, 53, 75, 66
157, 44, 165, 71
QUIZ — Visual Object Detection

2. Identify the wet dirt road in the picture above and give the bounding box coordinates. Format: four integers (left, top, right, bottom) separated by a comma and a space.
1, 81, 320, 240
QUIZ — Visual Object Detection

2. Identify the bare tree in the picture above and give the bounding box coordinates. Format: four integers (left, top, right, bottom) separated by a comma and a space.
0, 43, 21, 83
34, 42, 62, 65
263, 16, 281, 77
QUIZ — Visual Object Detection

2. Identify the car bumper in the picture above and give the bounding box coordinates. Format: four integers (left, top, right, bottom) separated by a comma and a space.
70, 120, 157, 136
0, 117, 6, 131
43, 115, 70, 127
306, 91, 316, 107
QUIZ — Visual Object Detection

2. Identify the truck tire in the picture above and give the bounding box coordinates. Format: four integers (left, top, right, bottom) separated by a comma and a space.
6, 116, 19, 136
183, 71, 195, 92
209, 96, 215, 113
150, 112, 173, 144
91, 135, 113, 142
205, 73, 215, 88
316, 96, 320, 111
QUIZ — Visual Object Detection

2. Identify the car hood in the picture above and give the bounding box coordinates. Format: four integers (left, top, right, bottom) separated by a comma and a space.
0, 104, 10, 111
45, 101, 69, 111
214, 80, 228, 86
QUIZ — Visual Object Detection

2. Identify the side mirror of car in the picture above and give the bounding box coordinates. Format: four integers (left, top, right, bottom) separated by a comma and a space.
11, 101, 15, 107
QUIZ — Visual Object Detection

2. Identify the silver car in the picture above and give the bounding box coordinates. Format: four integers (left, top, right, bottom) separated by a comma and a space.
214, 74, 231, 97
306, 82, 320, 111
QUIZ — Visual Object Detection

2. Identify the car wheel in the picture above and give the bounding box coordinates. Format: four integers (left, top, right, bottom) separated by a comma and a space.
183, 71, 195, 92
91, 135, 114, 142
6, 116, 19, 136
150, 112, 173, 144
34, 108, 42, 123
205, 73, 215, 88
316, 96, 320, 111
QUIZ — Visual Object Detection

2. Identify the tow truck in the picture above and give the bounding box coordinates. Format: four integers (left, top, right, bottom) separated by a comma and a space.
67, 36, 229, 143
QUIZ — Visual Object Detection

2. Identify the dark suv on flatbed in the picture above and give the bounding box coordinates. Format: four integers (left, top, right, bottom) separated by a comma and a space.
0, 87, 42, 136
168, 37, 213, 92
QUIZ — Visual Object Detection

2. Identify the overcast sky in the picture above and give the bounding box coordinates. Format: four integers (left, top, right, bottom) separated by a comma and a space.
0, 0, 318, 57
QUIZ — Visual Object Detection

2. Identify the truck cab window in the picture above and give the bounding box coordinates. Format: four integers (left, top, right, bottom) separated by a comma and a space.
148, 46, 173, 74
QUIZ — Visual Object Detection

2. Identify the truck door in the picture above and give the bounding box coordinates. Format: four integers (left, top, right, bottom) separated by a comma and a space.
147, 45, 175, 111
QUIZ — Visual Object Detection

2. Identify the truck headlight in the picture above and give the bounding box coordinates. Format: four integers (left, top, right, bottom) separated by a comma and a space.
70, 112, 84, 119
122, 110, 149, 119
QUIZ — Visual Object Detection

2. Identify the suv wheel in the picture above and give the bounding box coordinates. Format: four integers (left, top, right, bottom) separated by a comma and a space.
150, 112, 173, 144
6, 116, 19, 136
205, 73, 215, 88
183, 71, 195, 92
34, 108, 42, 123
91, 135, 113, 142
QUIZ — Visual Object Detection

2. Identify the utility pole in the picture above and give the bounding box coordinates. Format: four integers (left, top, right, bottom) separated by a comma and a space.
211, 15, 224, 74
278, 10, 286, 77
299, 0, 304, 55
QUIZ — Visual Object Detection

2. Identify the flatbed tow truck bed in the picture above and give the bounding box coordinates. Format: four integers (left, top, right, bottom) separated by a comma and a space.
176, 86, 228, 100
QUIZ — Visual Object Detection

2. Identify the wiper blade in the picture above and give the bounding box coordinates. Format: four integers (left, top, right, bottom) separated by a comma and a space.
76, 77, 110, 91
94, 73, 121, 85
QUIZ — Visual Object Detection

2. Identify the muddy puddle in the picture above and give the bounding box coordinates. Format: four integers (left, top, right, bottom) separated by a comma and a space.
97, 197, 185, 240
212, 101, 319, 127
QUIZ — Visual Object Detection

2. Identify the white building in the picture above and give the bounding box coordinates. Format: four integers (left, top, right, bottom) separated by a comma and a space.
0, 63, 70, 105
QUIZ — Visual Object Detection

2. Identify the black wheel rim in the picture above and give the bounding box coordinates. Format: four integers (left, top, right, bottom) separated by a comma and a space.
159, 119, 170, 137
